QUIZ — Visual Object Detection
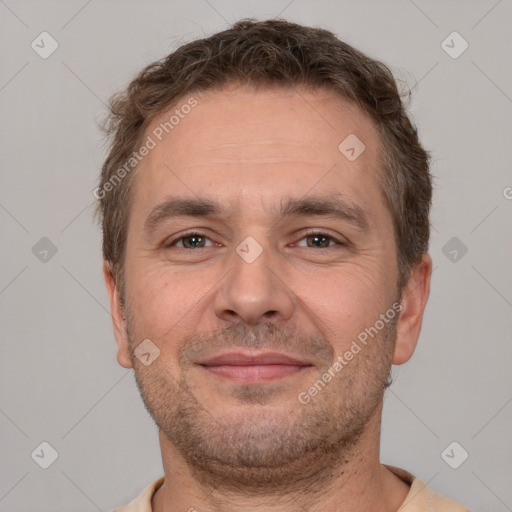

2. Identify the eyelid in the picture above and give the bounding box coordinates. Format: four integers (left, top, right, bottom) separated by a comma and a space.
165, 229, 348, 249
294, 229, 348, 247
164, 229, 217, 248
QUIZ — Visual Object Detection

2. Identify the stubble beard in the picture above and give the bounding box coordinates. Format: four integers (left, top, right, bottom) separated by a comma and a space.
127, 314, 397, 493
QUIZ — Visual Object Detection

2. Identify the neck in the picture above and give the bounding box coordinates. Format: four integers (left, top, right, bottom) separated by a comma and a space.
151, 406, 410, 512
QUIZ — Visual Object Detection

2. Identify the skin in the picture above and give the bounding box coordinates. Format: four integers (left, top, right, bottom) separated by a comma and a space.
104, 83, 432, 512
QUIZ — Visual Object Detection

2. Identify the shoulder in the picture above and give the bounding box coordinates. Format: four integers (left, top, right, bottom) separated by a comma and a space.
384, 465, 471, 512
111, 476, 165, 512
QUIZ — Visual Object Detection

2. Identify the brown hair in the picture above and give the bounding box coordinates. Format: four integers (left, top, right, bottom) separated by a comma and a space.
96, 18, 432, 301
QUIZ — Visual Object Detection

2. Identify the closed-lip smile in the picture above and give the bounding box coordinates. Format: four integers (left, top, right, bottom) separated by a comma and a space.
199, 351, 313, 382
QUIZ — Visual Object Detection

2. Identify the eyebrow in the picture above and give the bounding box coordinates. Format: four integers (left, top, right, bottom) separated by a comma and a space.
280, 195, 371, 232
144, 194, 371, 236
144, 197, 222, 235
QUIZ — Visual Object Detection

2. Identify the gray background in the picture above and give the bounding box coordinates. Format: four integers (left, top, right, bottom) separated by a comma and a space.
1, 0, 511, 510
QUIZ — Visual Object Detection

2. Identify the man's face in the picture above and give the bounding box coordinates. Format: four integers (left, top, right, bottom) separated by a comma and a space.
111, 84, 412, 486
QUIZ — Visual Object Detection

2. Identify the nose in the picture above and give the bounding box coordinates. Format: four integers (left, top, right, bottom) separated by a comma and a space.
213, 238, 295, 326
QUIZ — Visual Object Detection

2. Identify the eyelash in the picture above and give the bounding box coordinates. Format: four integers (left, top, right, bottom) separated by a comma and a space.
166, 230, 347, 249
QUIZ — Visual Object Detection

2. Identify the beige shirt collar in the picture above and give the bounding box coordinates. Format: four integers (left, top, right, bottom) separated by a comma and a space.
113, 465, 470, 512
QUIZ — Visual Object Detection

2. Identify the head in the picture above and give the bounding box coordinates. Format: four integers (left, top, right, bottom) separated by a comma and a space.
97, 19, 432, 489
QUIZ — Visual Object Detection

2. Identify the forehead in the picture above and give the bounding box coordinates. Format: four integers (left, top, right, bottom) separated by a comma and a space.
149, 84, 377, 163
129, 84, 387, 228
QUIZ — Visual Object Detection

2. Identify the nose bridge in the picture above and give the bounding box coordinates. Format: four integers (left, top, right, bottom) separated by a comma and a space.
214, 235, 295, 325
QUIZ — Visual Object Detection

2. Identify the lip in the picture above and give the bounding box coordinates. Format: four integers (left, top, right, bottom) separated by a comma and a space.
200, 351, 310, 366
199, 351, 313, 382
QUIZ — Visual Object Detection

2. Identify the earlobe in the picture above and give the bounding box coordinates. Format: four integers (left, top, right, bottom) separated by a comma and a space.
392, 253, 432, 366
103, 262, 133, 369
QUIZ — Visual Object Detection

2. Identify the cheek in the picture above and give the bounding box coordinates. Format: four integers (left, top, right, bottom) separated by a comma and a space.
126, 261, 214, 341
292, 263, 391, 350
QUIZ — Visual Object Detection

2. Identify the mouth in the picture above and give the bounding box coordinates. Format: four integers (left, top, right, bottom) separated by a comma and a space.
198, 351, 314, 382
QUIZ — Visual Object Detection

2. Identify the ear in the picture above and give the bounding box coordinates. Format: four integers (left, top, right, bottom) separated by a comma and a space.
103, 261, 133, 369
392, 253, 432, 365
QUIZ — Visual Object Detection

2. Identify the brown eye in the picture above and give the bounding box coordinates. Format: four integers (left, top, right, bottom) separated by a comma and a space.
296, 232, 343, 249
181, 235, 206, 248
305, 234, 333, 248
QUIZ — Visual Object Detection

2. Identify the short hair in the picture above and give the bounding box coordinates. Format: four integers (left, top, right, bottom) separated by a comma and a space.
96, 18, 432, 301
